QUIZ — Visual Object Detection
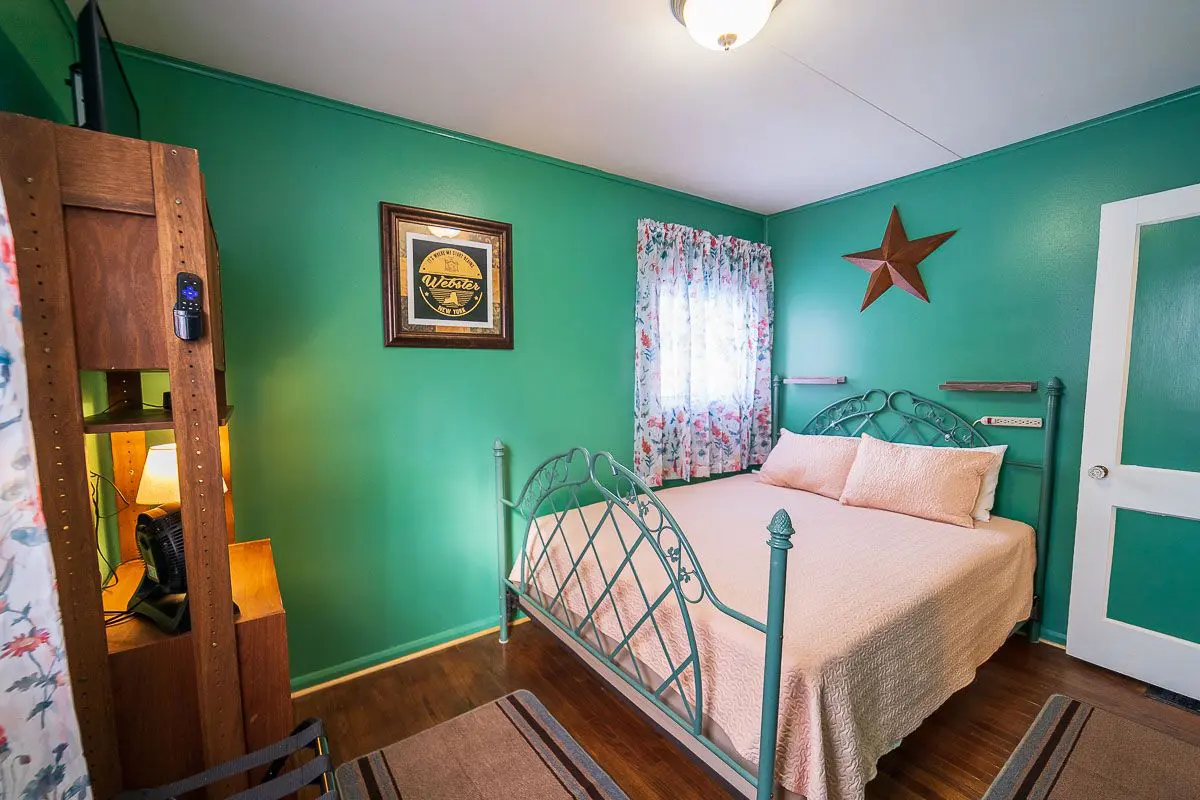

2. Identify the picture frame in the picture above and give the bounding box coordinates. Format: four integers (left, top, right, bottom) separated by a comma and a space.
379, 202, 513, 349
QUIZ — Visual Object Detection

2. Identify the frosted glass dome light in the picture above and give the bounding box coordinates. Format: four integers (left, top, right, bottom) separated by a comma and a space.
673, 0, 779, 51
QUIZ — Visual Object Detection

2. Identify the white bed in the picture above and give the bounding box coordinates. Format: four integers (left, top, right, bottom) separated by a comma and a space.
512, 472, 1035, 800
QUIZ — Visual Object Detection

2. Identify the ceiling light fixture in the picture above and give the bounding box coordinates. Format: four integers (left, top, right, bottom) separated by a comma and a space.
671, 0, 781, 52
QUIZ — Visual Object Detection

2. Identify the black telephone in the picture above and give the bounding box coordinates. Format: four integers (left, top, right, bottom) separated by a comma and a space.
173, 272, 204, 341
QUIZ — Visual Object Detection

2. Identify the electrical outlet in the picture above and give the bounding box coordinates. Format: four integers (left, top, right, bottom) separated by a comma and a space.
978, 416, 1043, 428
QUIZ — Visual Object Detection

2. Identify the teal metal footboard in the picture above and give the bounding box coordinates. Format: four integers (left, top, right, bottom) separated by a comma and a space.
494, 442, 793, 800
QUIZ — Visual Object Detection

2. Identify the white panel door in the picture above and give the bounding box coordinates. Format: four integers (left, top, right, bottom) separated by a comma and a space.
1068, 182, 1200, 699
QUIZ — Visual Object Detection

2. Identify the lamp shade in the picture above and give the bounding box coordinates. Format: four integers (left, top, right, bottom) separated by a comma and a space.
136, 443, 228, 505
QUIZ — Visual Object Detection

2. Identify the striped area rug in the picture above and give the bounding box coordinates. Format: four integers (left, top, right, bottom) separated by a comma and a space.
335, 690, 630, 799
984, 693, 1200, 799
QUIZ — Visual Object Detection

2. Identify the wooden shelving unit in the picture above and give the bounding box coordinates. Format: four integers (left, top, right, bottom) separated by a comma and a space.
0, 113, 288, 798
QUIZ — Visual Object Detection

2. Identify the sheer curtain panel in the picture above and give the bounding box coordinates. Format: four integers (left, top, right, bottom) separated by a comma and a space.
633, 219, 773, 486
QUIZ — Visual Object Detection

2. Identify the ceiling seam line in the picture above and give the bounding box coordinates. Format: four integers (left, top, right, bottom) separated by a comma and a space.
769, 45, 964, 160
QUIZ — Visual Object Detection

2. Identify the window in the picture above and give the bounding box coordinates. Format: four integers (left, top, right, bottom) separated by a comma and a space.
658, 284, 753, 408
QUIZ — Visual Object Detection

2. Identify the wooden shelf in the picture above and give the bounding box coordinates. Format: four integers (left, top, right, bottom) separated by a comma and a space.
84, 404, 233, 433
940, 381, 1038, 393
781, 376, 846, 385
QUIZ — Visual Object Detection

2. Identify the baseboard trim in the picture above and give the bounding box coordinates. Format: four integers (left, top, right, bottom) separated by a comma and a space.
291, 616, 529, 697
1038, 629, 1067, 648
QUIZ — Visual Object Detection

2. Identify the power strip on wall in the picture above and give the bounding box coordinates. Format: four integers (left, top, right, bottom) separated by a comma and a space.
976, 416, 1043, 428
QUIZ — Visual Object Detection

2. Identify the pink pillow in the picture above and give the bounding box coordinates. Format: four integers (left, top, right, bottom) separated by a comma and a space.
839, 434, 1001, 528
758, 430, 860, 499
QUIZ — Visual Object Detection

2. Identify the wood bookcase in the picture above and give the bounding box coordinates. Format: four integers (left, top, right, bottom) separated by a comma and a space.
0, 113, 289, 797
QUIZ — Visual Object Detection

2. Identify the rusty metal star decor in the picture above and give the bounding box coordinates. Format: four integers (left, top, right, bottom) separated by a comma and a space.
843, 206, 956, 311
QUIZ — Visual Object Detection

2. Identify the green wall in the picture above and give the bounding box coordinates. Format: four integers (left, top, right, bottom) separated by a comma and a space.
0, 0, 74, 122
114, 50, 763, 687
768, 87, 1200, 643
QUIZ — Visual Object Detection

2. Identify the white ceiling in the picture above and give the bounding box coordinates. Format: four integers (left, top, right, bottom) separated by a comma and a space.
88, 0, 1200, 214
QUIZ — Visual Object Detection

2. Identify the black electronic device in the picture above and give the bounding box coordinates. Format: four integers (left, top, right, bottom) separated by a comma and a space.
130, 504, 189, 633
69, 1, 140, 137
130, 504, 238, 634
173, 272, 204, 341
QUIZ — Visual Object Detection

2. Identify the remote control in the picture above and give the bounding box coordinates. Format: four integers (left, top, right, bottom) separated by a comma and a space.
173, 272, 204, 341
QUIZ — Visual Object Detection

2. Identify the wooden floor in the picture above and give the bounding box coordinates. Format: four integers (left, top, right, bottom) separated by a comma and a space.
296, 620, 1200, 799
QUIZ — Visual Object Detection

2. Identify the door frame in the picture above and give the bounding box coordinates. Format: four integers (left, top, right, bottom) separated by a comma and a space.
1068, 182, 1200, 700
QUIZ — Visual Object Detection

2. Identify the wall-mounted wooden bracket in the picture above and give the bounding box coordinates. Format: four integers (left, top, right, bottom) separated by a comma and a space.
940, 381, 1038, 393
780, 376, 847, 385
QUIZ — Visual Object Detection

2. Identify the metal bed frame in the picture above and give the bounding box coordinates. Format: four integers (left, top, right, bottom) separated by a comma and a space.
494, 378, 1063, 800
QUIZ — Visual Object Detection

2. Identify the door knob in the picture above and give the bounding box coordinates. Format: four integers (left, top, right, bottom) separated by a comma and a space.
1088, 465, 1109, 480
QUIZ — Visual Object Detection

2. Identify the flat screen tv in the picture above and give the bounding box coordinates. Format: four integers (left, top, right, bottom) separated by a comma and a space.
70, 0, 140, 138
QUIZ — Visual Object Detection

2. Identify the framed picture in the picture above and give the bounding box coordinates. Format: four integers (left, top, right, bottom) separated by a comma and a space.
380, 202, 513, 349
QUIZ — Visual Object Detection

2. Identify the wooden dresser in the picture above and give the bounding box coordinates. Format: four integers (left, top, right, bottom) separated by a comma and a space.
102, 540, 292, 789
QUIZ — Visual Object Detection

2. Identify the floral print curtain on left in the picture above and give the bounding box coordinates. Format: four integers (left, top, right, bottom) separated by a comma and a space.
634, 219, 773, 487
0, 179, 91, 797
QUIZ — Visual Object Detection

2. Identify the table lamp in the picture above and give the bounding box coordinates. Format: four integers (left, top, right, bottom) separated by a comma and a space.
136, 442, 227, 505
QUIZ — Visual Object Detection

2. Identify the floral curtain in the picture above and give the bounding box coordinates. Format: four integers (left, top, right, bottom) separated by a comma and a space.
0, 181, 91, 797
633, 219, 773, 487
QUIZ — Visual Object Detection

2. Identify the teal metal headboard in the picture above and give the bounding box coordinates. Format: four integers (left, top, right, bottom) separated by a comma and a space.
796, 388, 991, 447
770, 377, 1065, 641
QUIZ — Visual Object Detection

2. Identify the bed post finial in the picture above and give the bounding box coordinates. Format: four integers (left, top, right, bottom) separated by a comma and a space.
494, 439, 511, 644
766, 509, 794, 551
757, 508, 794, 800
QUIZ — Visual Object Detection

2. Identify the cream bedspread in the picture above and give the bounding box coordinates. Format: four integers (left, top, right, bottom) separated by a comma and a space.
511, 473, 1034, 800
